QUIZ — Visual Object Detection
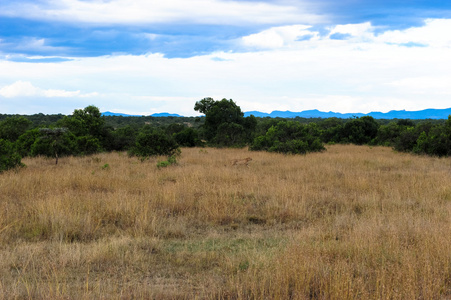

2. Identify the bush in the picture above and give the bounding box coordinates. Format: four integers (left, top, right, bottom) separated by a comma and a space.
250, 121, 325, 154
30, 128, 78, 164
338, 116, 379, 145
0, 139, 24, 173
174, 128, 201, 147
128, 127, 180, 160
157, 155, 178, 169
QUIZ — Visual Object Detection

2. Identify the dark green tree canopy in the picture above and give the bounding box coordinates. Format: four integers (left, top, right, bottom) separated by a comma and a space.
0, 116, 32, 142
58, 105, 105, 138
31, 128, 78, 164
194, 97, 255, 146
0, 139, 24, 173
251, 120, 325, 154
194, 97, 216, 115
128, 126, 180, 159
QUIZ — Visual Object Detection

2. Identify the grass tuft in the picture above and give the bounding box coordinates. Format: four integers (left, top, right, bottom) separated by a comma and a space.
0, 145, 450, 298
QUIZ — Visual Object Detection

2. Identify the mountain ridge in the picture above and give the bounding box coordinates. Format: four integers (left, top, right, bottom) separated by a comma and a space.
102, 108, 451, 119
102, 111, 182, 117
243, 108, 451, 119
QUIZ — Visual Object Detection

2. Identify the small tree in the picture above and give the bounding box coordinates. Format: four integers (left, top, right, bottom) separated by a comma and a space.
0, 116, 32, 142
34, 128, 74, 164
0, 139, 24, 173
128, 127, 180, 160
250, 121, 325, 154
339, 116, 379, 145
174, 128, 201, 147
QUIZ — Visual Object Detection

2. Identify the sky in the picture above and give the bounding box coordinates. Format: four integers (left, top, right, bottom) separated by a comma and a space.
1, 0, 451, 116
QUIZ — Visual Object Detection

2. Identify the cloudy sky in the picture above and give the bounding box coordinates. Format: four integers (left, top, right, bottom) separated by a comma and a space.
1, 0, 451, 116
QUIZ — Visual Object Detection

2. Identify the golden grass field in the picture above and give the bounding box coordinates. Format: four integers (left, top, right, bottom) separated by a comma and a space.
0, 145, 450, 299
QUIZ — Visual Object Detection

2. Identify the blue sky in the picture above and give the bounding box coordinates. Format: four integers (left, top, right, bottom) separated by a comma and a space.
1, 0, 451, 115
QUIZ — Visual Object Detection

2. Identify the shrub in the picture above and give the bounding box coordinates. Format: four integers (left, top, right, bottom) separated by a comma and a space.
157, 155, 179, 169
129, 127, 180, 160
0, 139, 24, 173
250, 121, 325, 154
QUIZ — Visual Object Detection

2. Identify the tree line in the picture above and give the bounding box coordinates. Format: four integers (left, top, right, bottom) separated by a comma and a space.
1, 98, 451, 173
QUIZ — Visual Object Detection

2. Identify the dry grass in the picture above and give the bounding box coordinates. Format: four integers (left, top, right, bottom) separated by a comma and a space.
0, 145, 450, 299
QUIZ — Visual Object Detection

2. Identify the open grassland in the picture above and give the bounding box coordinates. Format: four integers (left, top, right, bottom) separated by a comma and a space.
0, 145, 450, 299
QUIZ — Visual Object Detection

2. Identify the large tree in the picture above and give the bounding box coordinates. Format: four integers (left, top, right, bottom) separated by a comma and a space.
194, 97, 256, 146
57, 105, 105, 154
59, 105, 105, 137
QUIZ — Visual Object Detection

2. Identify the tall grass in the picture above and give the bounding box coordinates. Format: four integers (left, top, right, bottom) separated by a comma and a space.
0, 145, 450, 299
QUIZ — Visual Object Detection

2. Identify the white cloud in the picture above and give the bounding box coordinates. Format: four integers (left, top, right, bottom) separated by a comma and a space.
43, 89, 81, 98
328, 22, 374, 40
241, 25, 317, 49
0, 81, 40, 98
0, 81, 96, 98
0, 0, 325, 26
389, 76, 451, 95
2, 19, 451, 115
376, 19, 451, 47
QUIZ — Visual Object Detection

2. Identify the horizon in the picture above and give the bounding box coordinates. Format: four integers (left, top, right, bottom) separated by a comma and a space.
3, 106, 450, 120
1, 1, 451, 116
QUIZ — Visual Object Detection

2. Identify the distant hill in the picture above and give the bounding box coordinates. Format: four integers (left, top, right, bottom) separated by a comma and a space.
102, 107, 451, 119
102, 111, 182, 117
244, 108, 451, 119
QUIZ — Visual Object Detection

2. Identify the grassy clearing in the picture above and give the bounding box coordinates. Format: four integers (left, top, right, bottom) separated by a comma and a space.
0, 145, 450, 299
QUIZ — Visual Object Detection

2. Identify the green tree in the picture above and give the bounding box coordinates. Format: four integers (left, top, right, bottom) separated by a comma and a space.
412, 116, 451, 156
76, 135, 102, 156
59, 105, 105, 137
0, 139, 24, 173
58, 105, 106, 153
174, 128, 201, 147
393, 121, 433, 153
16, 128, 42, 157
250, 121, 325, 154
318, 117, 344, 144
194, 97, 256, 146
374, 122, 404, 146
394, 127, 419, 153
128, 126, 180, 160
31, 128, 77, 164
109, 125, 139, 151
0, 116, 32, 142
339, 116, 379, 145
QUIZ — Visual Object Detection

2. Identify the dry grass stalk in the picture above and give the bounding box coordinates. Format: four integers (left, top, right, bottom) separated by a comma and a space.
0, 145, 450, 299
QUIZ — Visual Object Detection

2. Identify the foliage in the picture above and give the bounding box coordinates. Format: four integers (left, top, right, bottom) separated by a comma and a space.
108, 125, 139, 151
76, 135, 102, 155
57, 105, 107, 153
0, 116, 32, 142
374, 121, 406, 146
250, 121, 325, 154
317, 117, 346, 144
59, 105, 105, 137
31, 128, 77, 164
2, 104, 451, 159
194, 97, 256, 146
0, 139, 24, 173
16, 128, 42, 157
128, 126, 180, 159
411, 116, 451, 156
174, 127, 202, 147
104, 115, 204, 130
157, 155, 178, 169
338, 116, 379, 145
